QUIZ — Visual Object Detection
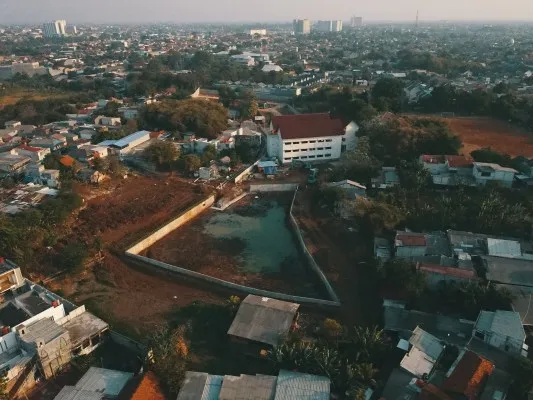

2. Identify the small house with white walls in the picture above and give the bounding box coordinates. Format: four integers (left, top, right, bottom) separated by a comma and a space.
266, 113, 358, 164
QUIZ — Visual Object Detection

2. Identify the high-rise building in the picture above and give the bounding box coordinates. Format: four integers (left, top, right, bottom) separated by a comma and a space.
293, 19, 311, 35
315, 20, 343, 32
42, 20, 67, 38
350, 16, 363, 27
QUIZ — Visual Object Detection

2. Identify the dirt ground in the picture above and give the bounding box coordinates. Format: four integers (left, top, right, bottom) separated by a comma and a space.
46, 175, 225, 339
443, 116, 533, 157
291, 188, 381, 327
144, 193, 325, 298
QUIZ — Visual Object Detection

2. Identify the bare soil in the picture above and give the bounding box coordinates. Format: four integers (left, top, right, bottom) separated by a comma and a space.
443, 116, 533, 157
46, 175, 225, 339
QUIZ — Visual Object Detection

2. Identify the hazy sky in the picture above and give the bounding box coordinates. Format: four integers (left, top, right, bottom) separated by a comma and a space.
1, 0, 533, 24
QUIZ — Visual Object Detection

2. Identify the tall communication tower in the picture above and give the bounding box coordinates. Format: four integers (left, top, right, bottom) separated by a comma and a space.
415, 10, 419, 27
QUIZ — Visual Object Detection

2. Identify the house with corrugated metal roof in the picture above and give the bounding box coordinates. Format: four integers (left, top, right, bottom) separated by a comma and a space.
227, 295, 300, 355
177, 369, 330, 400
472, 310, 527, 356
398, 326, 445, 379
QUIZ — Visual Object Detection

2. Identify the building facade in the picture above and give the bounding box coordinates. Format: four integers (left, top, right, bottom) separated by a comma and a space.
293, 19, 311, 34
42, 20, 67, 38
316, 20, 343, 32
266, 113, 358, 164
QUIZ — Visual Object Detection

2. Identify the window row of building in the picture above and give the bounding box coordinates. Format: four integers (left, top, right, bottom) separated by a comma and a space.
285, 139, 333, 145
284, 146, 332, 153
283, 154, 333, 161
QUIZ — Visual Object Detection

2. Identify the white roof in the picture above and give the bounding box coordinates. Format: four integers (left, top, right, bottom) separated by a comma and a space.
486, 238, 521, 258
475, 310, 525, 341
474, 162, 518, 173
399, 326, 444, 378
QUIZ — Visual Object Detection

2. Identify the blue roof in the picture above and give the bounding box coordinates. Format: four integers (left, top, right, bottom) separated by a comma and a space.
274, 370, 330, 400
111, 130, 150, 148
258, 161, 277, 168
97, 140, 117, 146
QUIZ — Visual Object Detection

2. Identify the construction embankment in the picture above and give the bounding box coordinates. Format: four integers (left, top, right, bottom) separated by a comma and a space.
125, 185, 341, 307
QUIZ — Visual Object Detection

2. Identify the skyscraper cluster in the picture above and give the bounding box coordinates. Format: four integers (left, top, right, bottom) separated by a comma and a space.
42, 20, 67, 37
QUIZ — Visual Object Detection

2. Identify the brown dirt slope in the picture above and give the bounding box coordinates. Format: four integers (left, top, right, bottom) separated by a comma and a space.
48, 175, 224, 338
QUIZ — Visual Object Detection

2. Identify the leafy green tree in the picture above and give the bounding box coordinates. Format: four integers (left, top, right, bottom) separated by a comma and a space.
43, 153, 62, 170
56, 241, 88, 271
509, 357, 533, 399
239, 89, 258, 119
371, 77, 405, 112
145, 141, 180, 168
182, 154, 202, 175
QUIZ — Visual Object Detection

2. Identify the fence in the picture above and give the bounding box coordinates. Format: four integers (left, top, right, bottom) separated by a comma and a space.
234, 161, 259, 184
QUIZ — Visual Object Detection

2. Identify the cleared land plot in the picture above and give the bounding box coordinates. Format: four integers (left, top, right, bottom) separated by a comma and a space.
443, 117, 533, 157
144, 193, 328, 299
47, 175, 225, 338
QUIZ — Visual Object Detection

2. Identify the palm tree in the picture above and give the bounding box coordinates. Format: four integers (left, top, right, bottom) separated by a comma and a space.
347, 326, 387, 364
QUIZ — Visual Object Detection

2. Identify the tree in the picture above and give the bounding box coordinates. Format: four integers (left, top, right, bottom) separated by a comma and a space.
509, 357, 533, 399
43, 153, 62, 170
140, 99, 228, 139
145, 141, 180, 168
0, 376, 8, 400
92, 157, 108, 173
346, 326, 389, 365
239, 89, 258, 119
353, 197, 404, 235
371, 77, 404, 112
182, 154, 202, 175
200, 145, 217, 166
56, 241, 88, 271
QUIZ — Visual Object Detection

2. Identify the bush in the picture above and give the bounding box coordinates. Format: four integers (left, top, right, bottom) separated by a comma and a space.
56, 242, 88, 271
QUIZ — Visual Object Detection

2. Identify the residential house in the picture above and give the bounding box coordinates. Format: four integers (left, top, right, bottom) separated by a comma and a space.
374, 237, 391, 263
25, 164, 60, 188
0, 152, 31, 175
227, 295, 299, 355
473, 310, 527, 356
94, 115, 121, 126
416, 263, 476, 288
29, 137, 64, 151
473, 162, 517, 188
14, 145, 50, 163
177, 369, 330, 400
118, 107, 139, 120
77, 128, 98, 140
398, 326, 444, 378
394, 231, 427, 258
0, 259, 109, 394
4, 121, 21, 129
404, 82, 433, 104
371, 166, 400, 189
442, 350, 494, 400
53, 367, 133, 400
266, 113, 358, 164
420, 154, 474, 186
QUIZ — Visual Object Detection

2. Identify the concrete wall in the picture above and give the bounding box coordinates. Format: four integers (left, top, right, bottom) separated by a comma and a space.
234, 161, 258, 184
288, 188, 340, 303
126, 195, 216, 255
124, 188, 340, 307
250, 183, 299, 192
126, 252, 339, 307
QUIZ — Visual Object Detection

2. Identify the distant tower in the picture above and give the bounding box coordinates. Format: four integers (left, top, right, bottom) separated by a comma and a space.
415, 10, 419, 28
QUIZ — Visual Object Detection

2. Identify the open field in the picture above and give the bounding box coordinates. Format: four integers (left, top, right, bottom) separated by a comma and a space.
144, 193, 327, 299
0, 89, 69, 107
46, 175, 225, 339
443, 116, 533, 157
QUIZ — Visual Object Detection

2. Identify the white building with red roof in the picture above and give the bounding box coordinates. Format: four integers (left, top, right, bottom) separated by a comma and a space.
266, 113, 358, 164
14, 145, 51, 163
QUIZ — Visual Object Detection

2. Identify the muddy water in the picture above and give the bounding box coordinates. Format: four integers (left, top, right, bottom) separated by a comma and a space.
203, 198, 306, 274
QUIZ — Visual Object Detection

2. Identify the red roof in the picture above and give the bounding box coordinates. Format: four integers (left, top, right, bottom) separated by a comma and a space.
18, 145, 42, 152
421, 155, 445, 164
417, 263, 476, 280
420, 383, 453, 400
59, 155, 75, 167
442, 351, 494, 399
272, 113, 345, 140
395, 232, 426, 247
445, 155, 474, 168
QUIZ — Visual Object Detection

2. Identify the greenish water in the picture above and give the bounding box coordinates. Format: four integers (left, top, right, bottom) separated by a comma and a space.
203, 198, 306, 274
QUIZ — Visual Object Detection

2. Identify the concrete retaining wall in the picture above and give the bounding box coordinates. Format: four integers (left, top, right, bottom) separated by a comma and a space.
234, 161, 258, 184
250, 183, 299, 192
126, 195, 216, 255
288, 187, 340, 303
124, 187, 341, 307
126, 252, 339, 307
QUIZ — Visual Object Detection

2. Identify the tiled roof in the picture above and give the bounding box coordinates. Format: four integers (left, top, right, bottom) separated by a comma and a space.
417, 263, 476, 280
395, 232, 427, 247
442, 350, 494, 399
272, 113, 344, 140
445, 155, 474, 168
421, 155, 445, 164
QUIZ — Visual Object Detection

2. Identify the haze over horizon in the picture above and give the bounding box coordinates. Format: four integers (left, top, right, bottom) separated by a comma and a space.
1, 0, 533, 24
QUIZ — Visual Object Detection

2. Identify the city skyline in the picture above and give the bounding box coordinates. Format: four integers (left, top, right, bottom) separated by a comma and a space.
2, 0, 533, 24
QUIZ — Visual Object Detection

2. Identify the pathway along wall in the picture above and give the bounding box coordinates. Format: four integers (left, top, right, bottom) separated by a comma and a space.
124, 188, 341, 307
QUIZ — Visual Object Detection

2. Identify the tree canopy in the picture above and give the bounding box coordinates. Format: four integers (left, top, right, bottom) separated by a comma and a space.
140, 99, 228, 139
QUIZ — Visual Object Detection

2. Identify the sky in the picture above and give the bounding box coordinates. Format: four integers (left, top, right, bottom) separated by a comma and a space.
1, 0, 533, 24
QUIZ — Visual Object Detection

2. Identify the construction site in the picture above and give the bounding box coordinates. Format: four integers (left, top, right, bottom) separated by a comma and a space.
142, 192, 328, 298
